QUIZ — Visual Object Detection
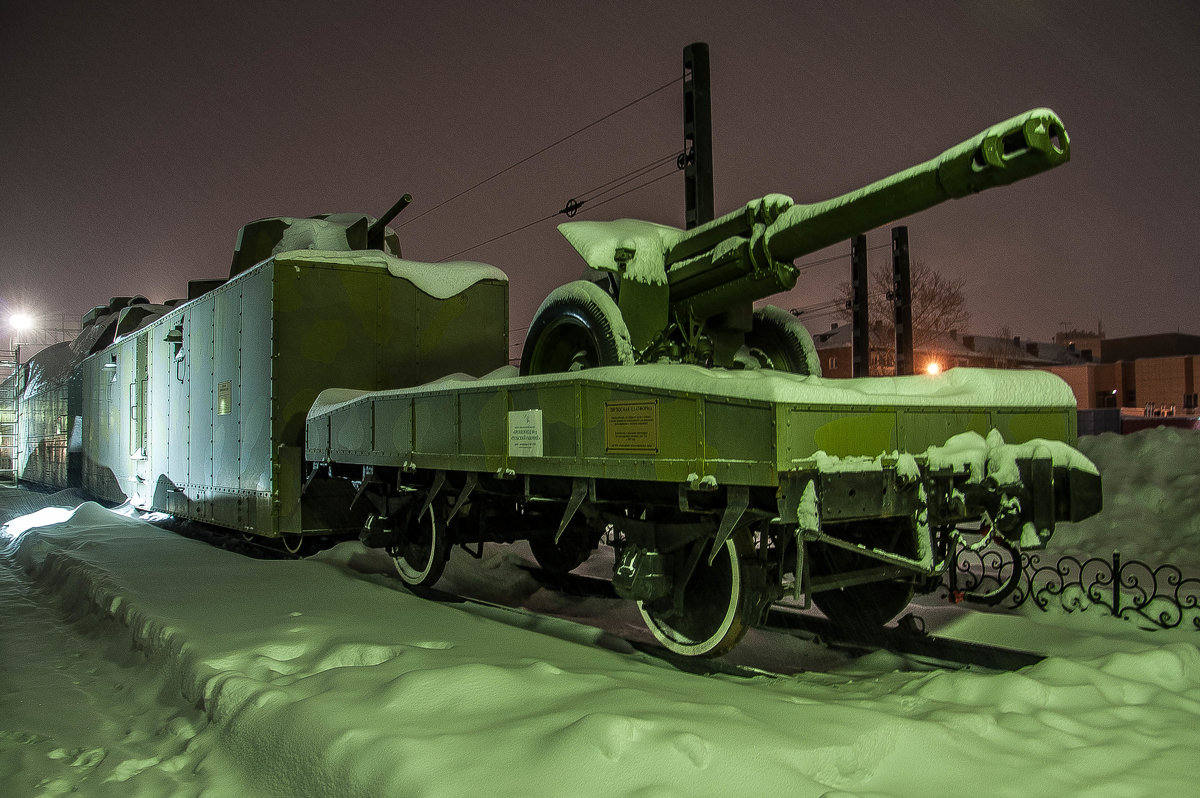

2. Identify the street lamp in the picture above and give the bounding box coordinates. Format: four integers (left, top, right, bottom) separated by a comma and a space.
5, 311, 36, 484
10, 312, 34, 335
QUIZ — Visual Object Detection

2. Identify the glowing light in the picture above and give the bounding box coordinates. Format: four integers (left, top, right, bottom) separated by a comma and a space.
925, 361, 942, 375
10, 312, 34, 332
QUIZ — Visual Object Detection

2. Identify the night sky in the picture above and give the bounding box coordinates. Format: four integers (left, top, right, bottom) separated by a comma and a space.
3, 1, 1197, 348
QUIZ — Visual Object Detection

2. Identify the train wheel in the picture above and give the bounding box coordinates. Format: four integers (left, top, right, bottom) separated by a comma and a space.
638, 535, 752, 657
528, 518, 599, 574
810, 540, 916, 631
520, 280, 634, 375
389, 502, 450, 588
281, 534, 307, 555
745, 304, 821, 376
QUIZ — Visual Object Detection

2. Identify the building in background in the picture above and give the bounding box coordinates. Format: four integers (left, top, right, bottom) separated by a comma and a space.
805, 318, 1200, 430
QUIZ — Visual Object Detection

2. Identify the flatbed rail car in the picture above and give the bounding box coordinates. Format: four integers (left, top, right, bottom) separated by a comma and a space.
305, 364, 1101, 656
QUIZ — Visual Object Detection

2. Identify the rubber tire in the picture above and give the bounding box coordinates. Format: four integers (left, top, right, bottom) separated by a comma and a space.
745, 304, 821, 376
520, 280, 634, 375
390, 501, 450, 588
638, 536, 752, 658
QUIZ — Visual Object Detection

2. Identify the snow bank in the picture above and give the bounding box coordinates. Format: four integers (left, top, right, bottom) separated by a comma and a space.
1054, 427, 1200, 572
3, 500, 1199, 797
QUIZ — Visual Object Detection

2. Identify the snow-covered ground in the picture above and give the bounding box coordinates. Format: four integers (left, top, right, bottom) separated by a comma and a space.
2, 428, 1198, 797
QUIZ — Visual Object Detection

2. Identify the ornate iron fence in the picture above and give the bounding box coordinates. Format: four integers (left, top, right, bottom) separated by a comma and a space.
942, 541, 1200, 631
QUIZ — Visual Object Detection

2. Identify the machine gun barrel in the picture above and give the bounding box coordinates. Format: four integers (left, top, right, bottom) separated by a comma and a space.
367, 193, 413, 250
664, 108, 1069, 320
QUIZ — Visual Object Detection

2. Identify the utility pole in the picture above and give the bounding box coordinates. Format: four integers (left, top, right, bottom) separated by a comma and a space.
851, 234, 869, 376
683, 43, 714, 229
892, 226, 914, 376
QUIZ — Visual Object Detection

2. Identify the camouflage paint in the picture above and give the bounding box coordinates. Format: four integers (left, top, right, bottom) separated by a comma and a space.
82, 251, 508, 536
308, 368, 1076, 490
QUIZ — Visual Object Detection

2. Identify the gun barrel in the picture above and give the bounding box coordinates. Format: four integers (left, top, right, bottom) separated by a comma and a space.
368, 193, 413, 241
764, 108, 1069, 263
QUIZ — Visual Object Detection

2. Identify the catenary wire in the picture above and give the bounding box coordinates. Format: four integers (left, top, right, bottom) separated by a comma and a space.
401, 76, 682, 230
439, 161, 680, 261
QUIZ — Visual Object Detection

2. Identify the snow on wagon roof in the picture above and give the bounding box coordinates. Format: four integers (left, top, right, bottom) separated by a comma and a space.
272, 250, 508, 300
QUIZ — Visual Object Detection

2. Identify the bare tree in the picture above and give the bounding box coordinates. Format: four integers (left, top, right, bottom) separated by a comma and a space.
984, 325, 1019, 369
837, 260, 970, 374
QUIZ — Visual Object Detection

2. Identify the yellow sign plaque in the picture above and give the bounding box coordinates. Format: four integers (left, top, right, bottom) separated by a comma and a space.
604, 400, 658, 453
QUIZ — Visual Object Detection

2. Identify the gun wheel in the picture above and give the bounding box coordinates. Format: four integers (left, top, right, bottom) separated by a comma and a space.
638, 535, 753, 658
520, 280, 634, 375
389, 499, 450, 588
746, 304, 821, 376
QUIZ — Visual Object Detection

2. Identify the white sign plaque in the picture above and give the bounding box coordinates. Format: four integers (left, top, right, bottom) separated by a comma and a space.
508, 409, 544, 457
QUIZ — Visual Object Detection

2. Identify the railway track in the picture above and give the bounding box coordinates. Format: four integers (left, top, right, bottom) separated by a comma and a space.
512, 562, 1045, 673
29, 493, 1043, 678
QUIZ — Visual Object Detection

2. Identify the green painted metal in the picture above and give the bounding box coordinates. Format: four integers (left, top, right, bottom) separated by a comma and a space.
81, 251, 509, 537
556, 108, 1070, 367
307, 365, 1076, 489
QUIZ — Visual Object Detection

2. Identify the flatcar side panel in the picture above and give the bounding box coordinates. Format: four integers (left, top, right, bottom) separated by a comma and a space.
458, 389, 508, 474
506, 383, 578, 474
374, 394, 412, 459
698, 397, 776, 484
331, 401, 373, 455
995, 408, 1075, 445
577, 384, 701, 483
413, 393, 459, 458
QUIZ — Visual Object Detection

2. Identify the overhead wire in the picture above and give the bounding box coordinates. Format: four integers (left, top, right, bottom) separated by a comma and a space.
575, 167, 680, 215
439, 162, 681, 261
401, 75, 683, 231
561, 152, 682, 216
439, 150, 683, 261
793, 241, 891, 273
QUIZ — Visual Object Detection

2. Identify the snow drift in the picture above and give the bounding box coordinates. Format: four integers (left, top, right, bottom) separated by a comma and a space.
2, 428, 1199, 797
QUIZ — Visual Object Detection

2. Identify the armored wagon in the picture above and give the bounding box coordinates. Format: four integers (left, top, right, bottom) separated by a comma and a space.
79, 213, 508, 537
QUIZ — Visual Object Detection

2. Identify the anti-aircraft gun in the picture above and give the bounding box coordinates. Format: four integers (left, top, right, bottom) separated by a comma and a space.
520, 108, 1069, 375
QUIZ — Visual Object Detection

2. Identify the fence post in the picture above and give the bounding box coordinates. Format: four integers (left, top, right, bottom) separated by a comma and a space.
1112, 551, 1122, 616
